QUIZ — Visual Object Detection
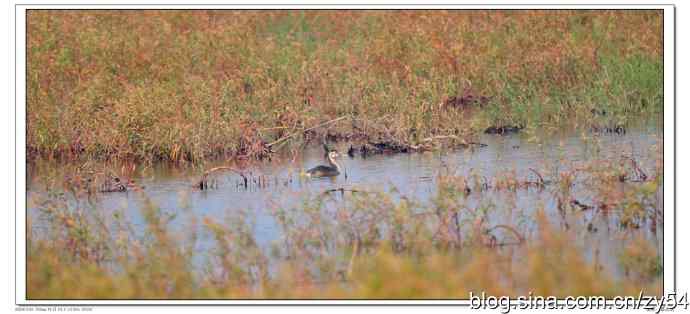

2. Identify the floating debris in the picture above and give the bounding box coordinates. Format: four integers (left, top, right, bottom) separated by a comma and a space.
352, 136, 486, 158
99, 177, 128, 192
63, 166, 142, 194
484, 125, 524, 135
591, 125, 626, 135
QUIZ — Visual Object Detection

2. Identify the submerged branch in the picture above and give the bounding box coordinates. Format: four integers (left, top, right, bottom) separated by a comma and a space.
197, 166, 248, 189
322, 187, 375, 196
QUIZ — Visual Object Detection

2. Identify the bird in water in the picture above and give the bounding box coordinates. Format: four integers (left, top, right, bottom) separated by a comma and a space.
304, 150, 342, 177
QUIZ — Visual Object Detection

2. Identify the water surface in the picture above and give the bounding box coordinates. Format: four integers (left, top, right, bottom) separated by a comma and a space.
27, 125, 663, 279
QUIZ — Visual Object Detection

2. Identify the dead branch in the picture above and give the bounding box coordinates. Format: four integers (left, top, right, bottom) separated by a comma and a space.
570, 198, 595, 211
529, 168, 546, 187
486, 224, 526, 245
266, 115, 349, 148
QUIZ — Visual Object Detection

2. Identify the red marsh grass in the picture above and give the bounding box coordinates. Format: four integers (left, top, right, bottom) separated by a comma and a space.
27, 10, 662, 164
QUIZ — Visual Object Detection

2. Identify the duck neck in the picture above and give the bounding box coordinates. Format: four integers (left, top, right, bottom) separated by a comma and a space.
328, 156, 341, 172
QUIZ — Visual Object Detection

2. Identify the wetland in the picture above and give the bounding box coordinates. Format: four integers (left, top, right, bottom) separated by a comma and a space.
25, 10, 664, 299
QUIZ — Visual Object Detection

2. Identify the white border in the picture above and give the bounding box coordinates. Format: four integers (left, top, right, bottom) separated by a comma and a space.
662, 3, 675, 298
15, 4, 26, 307
13, 2, 676, 306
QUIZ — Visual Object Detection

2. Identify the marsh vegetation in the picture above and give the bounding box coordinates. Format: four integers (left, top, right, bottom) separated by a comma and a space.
28, 10, 661, 163
26, 10, 663, 299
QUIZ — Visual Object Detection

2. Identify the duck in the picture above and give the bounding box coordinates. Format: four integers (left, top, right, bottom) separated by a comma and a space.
305, 150, 342, 177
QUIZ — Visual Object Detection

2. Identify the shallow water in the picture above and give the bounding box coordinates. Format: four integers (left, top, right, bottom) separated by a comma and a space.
27, 125, 663, 280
